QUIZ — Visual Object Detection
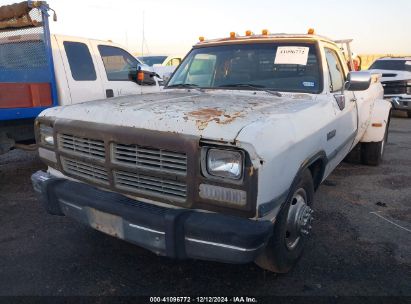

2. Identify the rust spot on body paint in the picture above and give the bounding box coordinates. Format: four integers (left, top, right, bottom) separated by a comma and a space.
218, 112, 244, 124
188, 108, 224, 119
187, 108, 245, 130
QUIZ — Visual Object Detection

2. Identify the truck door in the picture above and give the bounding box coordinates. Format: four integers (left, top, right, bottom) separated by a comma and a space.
323, 47, 357, 176
56, 37, 105, 104
91, 43, 159, 98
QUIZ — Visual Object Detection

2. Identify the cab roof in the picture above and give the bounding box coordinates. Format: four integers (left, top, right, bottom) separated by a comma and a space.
195, 31, 339, 48
377, 57, 411, 61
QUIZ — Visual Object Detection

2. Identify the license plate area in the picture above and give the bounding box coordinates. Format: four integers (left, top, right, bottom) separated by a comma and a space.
87, 208, 124, 238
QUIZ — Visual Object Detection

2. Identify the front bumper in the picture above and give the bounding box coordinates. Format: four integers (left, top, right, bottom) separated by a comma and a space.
31, 171, 272, 264
385, 95, 411, 111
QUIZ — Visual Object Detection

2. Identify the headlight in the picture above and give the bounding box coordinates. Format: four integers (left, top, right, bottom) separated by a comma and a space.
206, 149, 243, 179
39, 124, 54, 146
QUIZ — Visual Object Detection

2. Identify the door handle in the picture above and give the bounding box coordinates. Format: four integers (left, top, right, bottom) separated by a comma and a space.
106, 89, 114, 98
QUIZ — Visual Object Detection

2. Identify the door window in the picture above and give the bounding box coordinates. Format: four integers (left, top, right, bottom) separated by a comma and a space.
63, 41, 97, 81
325, 48, 345, 92
98, 45, 139, 81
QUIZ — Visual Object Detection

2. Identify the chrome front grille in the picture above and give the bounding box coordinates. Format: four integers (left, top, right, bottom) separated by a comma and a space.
58, 134, 105, 160
112, 143, 187, 175
61, 157, 109, 185
114, 170, 187, 201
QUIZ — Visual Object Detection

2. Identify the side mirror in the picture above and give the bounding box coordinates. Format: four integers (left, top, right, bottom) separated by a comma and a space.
132, 68, 156, 86
345, 71, 371, 91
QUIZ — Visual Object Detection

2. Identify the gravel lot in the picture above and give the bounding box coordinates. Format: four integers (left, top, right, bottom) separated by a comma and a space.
0, 115, 410, 297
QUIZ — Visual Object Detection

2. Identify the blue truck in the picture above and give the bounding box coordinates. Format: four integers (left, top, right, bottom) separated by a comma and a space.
0, 1, 162, 155
0, 1, 58, 154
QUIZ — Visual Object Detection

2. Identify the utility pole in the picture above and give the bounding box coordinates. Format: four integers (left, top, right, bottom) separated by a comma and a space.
141, 11, 145, 57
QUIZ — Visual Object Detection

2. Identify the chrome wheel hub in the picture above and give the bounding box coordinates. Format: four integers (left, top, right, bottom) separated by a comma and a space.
285, 189, 314, 250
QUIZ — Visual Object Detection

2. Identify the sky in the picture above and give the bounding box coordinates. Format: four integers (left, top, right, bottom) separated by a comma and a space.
4, 0, 411, 56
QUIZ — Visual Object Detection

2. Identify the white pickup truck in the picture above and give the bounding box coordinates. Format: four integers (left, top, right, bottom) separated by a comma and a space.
32, 31, 391, 273
368, 57, 411, 118
0, 1, 160, 154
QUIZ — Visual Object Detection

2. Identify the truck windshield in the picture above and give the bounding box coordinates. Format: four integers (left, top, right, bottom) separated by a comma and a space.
167, 42, 322, 94
369, 60, 411, 72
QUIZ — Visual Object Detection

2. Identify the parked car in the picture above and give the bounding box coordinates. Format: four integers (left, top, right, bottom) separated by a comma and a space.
0, 1, 160, 155
138, 55, 182, 79
32, 30, 391, 273
368, 57, 411, 117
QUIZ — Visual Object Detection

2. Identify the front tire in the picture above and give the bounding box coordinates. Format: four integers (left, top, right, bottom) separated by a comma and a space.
255, 170, 314, 273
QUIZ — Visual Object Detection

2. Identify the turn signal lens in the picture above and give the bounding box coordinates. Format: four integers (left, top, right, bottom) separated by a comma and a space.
137, 70, 144, 81
199, 184, 247, 206
38, 147, 57, 163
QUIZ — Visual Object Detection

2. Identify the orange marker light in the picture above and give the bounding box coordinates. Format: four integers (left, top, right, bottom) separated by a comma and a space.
137, 70, 144, 82
372, 123, 383, 127
245, 30, 253, 36
230, 32, 236, 39
307, 28, 315, 35
199, 36, 205, 42
262, 29, 269, 35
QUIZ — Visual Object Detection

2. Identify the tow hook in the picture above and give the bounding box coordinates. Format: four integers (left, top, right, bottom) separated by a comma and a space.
391, 97, 401, 107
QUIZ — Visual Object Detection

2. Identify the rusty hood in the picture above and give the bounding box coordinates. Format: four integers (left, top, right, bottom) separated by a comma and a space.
41, 90, 317, 142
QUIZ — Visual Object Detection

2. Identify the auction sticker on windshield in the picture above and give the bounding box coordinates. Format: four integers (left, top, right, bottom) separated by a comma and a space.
275, 46, 309, 65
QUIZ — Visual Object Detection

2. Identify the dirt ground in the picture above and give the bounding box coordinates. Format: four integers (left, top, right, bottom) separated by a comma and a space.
0, 114, 410, 297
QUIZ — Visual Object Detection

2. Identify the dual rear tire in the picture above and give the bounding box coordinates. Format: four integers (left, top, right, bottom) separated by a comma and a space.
361, 120, 389, 166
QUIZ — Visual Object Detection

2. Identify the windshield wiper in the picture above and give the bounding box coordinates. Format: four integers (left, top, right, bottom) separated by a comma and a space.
220, 83, 264, 88
167, 83, 198, 88
218, 84, 282, 97
166, 83, 204, 92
